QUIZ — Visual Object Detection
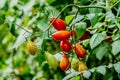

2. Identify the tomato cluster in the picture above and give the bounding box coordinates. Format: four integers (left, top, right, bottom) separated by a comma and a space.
50, 18, 87, 72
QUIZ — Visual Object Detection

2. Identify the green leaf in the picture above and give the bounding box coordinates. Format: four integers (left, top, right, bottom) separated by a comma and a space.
46, 0, 56, 4
93, 22, 104, 28
97, 66, 106, 75
114, 62, 120, 74
112, 40, 120, 56
70, 15, 84, 26
10, 18, 18, 37
112, 32, 120, 41
107, 11, 115, 21
12, 28, 33, 49
83, 71, 91, 79
87, 13, 99, 26
65, 15, 74, 25
71, 76, 80, 80
90, 31, 107, 49
35, 51, 45, 66
37, 19, 49, 31
93, 42, 110, 60
89, 68, 96, 73
0, 14, 5, 25
75, 22, 86, 40
89, 8, 103, 13
63, 72, 80, 80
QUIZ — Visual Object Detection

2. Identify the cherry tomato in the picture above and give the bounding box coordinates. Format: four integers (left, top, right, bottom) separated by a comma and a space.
75, 43, 86, 58
71, 58, 79, 71
78, 61, 88, 72
60, 40, 71, 52
60, 54, 70, 71
79, 31, 91, 40
52, 30, 71, 41
45, 52, 58, 69
50, 18, 66, 31
26, 40, 37, 55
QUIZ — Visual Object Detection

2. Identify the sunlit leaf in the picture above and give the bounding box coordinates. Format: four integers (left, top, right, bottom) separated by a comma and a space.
70, 15, 84, 26
112, 40, 120, 56
90, 31, 107, 49
65, 15, 74, 25
97, 66, 106, 75
75, 22, 86, 40
12, 28, 33, 49
93, 42, 110, 60
83, 71, 91, 79
114, 62, 120, 74
63, 72, 80, 80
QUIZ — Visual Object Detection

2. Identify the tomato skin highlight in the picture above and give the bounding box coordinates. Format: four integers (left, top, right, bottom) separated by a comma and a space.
75, 43, 86, 58
52, 30, 71, 41
60, 54, 70, 71
50, 18, 66, 31
60, 40, 71, 52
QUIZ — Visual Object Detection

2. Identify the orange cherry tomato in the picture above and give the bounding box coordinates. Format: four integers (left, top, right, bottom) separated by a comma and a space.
78, 61, 88, 72
60, 40, 71, 52
60, 54, 70, 71
52, 30, 71, 41
75, 43, 86, 58
50, 18, 66, 31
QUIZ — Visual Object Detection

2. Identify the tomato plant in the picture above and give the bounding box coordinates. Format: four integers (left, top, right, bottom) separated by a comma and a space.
0, 0, 120, 80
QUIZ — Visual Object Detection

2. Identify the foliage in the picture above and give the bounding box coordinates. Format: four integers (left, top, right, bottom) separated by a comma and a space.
0, 0, 120, 80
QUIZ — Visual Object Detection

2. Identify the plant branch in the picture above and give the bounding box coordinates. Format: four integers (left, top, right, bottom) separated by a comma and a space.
44, 4, 106, 32
110, 0, 120, 9
6, 18, 33, 35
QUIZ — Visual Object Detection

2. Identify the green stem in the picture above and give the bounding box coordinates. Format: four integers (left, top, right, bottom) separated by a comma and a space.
106, 0, 109, 7
44, 4, 106, 32
110, 0, 120, 9
6, 18, 33, 35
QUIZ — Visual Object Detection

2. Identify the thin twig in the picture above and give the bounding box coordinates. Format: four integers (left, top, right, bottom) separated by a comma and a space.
44, 4, 106, 32
110, 0, 120, 9
6, 18, 33, 34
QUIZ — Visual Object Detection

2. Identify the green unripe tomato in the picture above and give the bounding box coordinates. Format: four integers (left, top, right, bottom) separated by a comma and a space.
71, 58, 79, 71
45, 52, 58, 69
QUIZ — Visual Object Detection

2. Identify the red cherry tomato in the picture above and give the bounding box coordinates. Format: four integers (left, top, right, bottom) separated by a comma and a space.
60, 40, 71, 52
50, 18, 66, 31
60, 54, 70, 71
52, 30, 71, 41
79, 31, 91, 40
75, 43, 86, 58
